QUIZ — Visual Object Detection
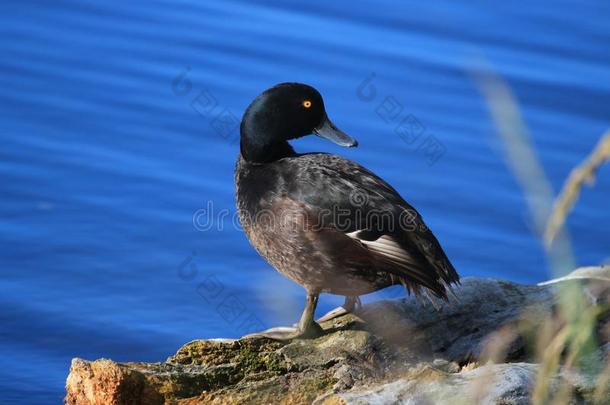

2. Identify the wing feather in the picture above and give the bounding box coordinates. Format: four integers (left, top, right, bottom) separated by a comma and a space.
283, 153, 460, 300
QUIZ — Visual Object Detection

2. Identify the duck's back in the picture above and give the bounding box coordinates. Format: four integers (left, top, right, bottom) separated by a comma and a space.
235, 152, 459, 298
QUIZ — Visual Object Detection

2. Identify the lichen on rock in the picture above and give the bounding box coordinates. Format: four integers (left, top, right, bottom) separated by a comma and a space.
65, 267, 610, 404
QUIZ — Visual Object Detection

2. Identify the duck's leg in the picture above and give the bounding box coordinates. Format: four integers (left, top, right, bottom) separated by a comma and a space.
242, 291, 323, 341
344, 295, 362, 312
316, 295, 362, 323
295, 292, 324, 337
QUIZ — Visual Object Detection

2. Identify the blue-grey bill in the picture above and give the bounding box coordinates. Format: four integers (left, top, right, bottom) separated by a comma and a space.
313, 116, 358, 147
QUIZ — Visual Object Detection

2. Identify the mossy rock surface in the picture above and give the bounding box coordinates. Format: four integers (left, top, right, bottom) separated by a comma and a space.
65, 271, 610, 404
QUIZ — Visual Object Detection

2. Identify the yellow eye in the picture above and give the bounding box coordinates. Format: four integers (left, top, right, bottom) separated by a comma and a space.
303, 100, 312, 108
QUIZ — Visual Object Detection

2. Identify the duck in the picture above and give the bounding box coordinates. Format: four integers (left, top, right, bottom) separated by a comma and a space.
235, 83, 459, 340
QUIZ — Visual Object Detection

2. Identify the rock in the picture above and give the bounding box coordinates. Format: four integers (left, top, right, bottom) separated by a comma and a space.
65, 267, 610, 404
322, 362, 598, 405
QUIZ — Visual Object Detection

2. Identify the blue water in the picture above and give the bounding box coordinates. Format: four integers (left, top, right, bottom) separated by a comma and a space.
1, 0, 609, 402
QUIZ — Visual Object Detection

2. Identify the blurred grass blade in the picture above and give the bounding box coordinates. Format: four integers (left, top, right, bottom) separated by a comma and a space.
472, 65, 575, 276
545, 131, 610, 246
472, 63, 605, 405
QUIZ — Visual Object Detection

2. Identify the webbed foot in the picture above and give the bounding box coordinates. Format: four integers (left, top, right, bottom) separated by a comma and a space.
243, 292, 324, 341
242, 321, 324, 341
317, 295, 362, 323
317, 306, 349, 323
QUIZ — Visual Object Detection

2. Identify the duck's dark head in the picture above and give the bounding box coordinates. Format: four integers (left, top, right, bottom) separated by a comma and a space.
240, 83, 357, 163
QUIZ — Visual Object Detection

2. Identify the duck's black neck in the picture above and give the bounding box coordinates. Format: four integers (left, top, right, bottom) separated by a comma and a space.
239, 108, 297, 163
240, 139, 296, 163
